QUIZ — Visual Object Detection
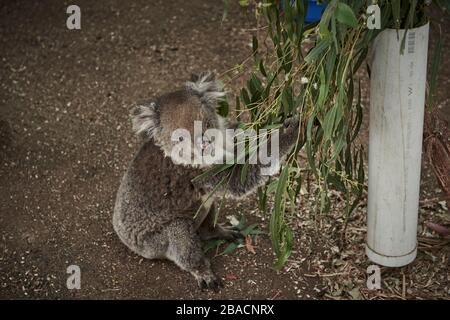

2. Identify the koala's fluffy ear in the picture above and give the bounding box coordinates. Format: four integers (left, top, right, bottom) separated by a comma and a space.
186, 71, 225, 106
189, 72, 215, 83
131, 102, 160, 139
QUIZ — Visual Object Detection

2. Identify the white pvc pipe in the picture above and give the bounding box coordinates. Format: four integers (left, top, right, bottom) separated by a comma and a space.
366, 23, 430, 267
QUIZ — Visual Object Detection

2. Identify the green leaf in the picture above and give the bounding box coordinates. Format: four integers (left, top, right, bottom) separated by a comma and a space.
191, 163, 233, 183
241, 223, 265, 236
406, 0, 418, 29
204, 239, 226, 253
391, 0, 401, 30
272, 226, 293, 270
353, 48, 368, 74
238, 0, 249, 7
304, 38, 331, 63
266, 179, 279, 194
235, 215, 247, 231
318, 0, 336, 39
222, 0, 229, 22
221, 242, 239, 255
323, 106, 337, 140
350, 79, 363, 142
281, 85, 294, 116
240, 162, 249, 185
357, 147, 364, 187
306, 116, 318, 177
270, 165, 289, 258
259, 59, 267, 77
335, 3, 358, 28
257, 186, 267, 212
252, 34, 258, 55
240, 88, 251, 106
217, 100, 229, 117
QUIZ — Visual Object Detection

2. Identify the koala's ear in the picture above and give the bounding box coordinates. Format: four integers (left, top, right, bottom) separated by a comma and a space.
190, 71, 215, 83
186, 71, 225, 106
131, 102, 160, 139
189, 73, 199, 82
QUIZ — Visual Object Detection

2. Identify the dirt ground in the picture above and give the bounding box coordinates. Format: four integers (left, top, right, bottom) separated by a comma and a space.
0, 0, 449, 300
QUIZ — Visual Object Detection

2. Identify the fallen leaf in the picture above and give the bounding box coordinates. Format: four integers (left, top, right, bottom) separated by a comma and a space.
245, 235, 256, 254
225, 273, 238, 281
425, 221, 450, 236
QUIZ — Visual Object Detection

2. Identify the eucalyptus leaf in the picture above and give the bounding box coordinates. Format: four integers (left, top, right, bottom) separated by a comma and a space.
335, 3, 358, 28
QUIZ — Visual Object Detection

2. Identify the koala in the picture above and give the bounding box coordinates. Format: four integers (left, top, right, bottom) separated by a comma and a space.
113, 72, 299, 290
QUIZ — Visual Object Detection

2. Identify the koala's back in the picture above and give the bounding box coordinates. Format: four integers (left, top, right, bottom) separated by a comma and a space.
113, 140, 203, 251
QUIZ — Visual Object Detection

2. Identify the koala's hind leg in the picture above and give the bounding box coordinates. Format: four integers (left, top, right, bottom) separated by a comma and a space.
199, 204, 242, 241
164, 219, 223, 290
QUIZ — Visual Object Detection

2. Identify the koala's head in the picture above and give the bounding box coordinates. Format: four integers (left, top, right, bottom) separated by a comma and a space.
132, 72, 234, 167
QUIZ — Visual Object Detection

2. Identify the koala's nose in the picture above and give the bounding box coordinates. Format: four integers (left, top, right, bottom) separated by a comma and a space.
195, 136, 209, 150
201, 140, 210, 150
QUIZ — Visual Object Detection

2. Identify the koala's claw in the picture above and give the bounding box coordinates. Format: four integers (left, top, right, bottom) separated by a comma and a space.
283, 116, 300, 129
197, 274, 224, 292
200, 223, 243, 241
216, 224, 243, 241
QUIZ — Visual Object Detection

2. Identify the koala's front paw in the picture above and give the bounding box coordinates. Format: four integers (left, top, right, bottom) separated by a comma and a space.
283, 116, 299, 130
194, 271, 224, 291
215, 224, 243, 241
201, 223, 243, 241
281, 116, 300, 146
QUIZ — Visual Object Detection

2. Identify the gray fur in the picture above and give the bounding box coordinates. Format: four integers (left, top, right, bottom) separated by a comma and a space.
131, 102, 160, 139
113, 73, 299, 290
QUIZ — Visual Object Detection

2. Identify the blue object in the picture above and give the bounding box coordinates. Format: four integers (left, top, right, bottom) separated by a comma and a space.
305, 1, 327, 23
280, 0, 327, 23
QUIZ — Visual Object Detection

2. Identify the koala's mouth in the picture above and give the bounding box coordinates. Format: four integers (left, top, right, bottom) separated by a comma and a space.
199, 141, 210, 151
195, 136, 213, 153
